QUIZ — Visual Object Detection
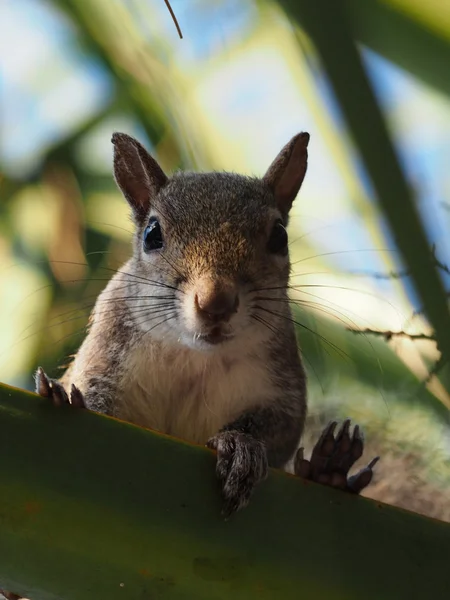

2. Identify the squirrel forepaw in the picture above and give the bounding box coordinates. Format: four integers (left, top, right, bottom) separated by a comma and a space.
35, 367, 86, 409
207, 431, 268, 518
294, 419, 379, 494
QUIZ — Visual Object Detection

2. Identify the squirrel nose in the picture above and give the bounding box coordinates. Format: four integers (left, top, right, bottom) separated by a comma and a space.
195, 288, 239, 322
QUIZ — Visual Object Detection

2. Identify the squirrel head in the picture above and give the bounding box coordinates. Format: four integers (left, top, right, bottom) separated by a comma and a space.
111, 131, 309, 351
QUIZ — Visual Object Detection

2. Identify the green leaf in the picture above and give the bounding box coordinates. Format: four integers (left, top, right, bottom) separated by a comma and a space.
1, 382, 450, 599
347, 0, 450, 98
277, 0, 450, 400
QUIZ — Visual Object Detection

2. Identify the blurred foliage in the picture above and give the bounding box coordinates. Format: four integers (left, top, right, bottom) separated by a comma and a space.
1, 0, 450, 502
281, 0, 450, 376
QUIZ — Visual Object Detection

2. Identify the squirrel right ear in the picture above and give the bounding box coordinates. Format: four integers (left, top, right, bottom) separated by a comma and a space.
111, 132, 168, 224
263, 132, 309, 217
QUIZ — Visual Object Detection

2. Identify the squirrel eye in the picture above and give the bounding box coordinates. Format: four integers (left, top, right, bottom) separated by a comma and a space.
268, 220, 288, 254
143, 217, 163, 252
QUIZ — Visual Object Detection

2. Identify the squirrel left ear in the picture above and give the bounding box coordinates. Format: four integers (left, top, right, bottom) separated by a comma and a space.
263, 132, 309, 217
111, 132, 168, 224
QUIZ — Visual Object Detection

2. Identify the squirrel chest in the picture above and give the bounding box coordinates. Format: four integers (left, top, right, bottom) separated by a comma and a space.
115, 339, 274, 444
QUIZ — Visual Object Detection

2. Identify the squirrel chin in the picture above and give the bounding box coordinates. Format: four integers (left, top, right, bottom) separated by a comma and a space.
178, 329, 235, 352
196, 331, 234, 346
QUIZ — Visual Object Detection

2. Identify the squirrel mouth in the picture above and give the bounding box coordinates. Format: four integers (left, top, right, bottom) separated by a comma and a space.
197, 327, 233, 345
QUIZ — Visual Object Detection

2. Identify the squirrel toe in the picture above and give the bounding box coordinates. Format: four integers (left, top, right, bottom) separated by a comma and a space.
35, 368, 86, 409
296, 420, 379, 495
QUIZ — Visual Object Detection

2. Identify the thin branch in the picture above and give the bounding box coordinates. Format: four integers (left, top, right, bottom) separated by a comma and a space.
349, 327, 447, 385
424, 353, 446, 384
347, 244, 450, 280
347, 328, 436, 342
346, 269, 410, 280
430, 244, 450, 276
164, 0, 183, 39
346, 244, 450, 382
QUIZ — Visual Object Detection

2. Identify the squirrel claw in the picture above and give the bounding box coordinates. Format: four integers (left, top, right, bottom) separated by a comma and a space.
347, 456, 380, 494
295, 419, 378, 494
35, 367, 86, 409
69, 383, 86, 408
207, 431, 268, 518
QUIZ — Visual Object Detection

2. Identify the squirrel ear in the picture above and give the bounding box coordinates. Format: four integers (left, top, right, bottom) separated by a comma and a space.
263, 132, 309, 216
111, 132, 168, 224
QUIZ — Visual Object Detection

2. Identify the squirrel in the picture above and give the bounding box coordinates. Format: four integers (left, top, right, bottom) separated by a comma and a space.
1, 132, 380, 600
36, 132, 377, 513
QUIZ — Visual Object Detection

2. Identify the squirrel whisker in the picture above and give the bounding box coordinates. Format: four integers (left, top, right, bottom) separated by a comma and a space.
253, 305, 351, 363
290, 248, 398, 267
253, 295, 363, 332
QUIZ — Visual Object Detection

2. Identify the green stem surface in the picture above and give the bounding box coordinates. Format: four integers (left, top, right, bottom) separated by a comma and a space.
1, 383, 449, 599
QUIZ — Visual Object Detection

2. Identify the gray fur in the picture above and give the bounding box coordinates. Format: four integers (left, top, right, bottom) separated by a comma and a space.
36, 131, 311, 516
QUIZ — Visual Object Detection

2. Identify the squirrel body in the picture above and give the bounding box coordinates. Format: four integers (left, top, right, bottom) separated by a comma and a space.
51, 133, 310, 509
34, 132, 376, 519
63, 261, 290, 445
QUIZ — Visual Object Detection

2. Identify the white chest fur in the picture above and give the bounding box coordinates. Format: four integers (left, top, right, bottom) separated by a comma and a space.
116, 338, 274, 444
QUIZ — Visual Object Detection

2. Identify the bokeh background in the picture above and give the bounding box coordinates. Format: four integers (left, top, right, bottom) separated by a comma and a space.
1, 0, 450, 519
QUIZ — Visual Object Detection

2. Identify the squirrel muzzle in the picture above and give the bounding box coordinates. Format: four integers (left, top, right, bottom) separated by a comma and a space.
194, 280, 239, 325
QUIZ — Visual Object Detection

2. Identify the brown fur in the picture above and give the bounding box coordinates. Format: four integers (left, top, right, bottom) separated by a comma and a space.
45, 132, 310, 513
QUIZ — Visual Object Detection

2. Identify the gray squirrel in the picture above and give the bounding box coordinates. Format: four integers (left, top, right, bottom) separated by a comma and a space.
34, 132, 377, 515
1, 132, 381, 600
